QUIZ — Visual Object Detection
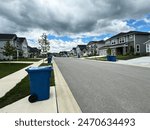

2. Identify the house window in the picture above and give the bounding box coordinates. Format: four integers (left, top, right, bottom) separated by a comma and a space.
136, 44, 140, 53
111, 41, 116, 44
122, 37, 125, 43
146, 44, 150, 52
119, 38, 122, 43
119, 37, 125, 43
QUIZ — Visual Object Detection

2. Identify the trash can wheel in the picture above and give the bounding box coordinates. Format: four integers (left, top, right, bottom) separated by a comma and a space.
28, 94, 38, 103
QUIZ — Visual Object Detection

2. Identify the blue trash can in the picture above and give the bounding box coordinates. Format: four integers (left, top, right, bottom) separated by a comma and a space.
111, 56, 116, 62
26, 66, 52, 102
107, 56, 111, 61
48, 56, 52, 64
107, 55, 116, 62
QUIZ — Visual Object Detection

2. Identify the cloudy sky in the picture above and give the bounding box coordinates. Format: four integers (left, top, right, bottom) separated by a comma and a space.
0, 0, 150, 52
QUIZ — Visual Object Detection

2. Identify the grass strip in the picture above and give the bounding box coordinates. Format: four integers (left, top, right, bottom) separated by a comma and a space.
14, 58, 42, 62
116, 55, 144, 60
0, 76, 30, 108
0, 63, 55, 108
0, 63, 31, 79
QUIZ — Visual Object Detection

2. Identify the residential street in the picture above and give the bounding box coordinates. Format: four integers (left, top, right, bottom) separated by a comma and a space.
54, 57, 150, 113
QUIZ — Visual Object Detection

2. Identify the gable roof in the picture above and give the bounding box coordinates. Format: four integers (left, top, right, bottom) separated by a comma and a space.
59, 51, 68, 55
72, 47, 76, 50
0, 34, 17, 40
77, 45, 87, 51
88, 40, 105, 45
28, 46, 41, 52
106, 31, 150, 41
17, 37, 28, 46
18, 37, 26, 43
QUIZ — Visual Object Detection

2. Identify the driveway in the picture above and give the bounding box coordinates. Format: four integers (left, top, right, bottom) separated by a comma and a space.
117, 56, 150, 68
54, 57, 150, 113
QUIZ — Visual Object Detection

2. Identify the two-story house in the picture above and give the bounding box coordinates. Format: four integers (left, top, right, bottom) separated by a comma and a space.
70, 47, 77, 57
76, 45, 87, 58
0, 34, 29, 60
87, 40, 105, 56
102, 31, 150, 56
28, 46, 41, 58
0, 34, 17, 60
17, 37, 28, 58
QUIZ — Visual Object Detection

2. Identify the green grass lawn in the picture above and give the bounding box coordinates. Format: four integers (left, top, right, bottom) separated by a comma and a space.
87, 55, 146, 61
14, 58, 42, 62
86, 56, 107, 61
0, 63, 55, 108
0, 63, 31, 79
0, 76, 30, 108
116, 55, 145, 60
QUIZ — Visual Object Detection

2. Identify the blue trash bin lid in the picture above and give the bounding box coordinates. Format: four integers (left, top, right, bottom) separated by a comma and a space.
26, 66, 52, 72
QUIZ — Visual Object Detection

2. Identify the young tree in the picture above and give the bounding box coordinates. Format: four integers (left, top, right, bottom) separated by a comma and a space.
38, 33, 50, 62
107, 48, 111, 56
3, 41, 16, 60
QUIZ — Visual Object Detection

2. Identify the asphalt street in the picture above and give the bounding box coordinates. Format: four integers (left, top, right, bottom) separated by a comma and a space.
54, 57, 150, 113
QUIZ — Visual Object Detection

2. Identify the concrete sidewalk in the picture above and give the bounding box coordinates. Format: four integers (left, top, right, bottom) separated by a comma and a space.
83, 56, 150, 68
0, 87, 57, 113
0, 59, 43, 98
0, 59, 82, 113
116, 56, 150, 68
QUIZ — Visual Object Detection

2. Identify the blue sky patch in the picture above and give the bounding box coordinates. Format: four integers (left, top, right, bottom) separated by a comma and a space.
127, 14, 150, 32
48, 35, 74, 42
47, 34, 113, 44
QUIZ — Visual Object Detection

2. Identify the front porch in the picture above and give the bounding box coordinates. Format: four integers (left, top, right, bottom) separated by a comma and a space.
110, 44, 128, 56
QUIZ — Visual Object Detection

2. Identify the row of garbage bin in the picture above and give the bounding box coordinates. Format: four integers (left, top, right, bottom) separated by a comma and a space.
26, 56, 53, 103
25, 55, 116, 103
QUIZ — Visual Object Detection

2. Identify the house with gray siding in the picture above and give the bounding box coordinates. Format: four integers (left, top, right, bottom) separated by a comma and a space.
70, 47, 77, 57
0, 34, 29, 60
28, 46, 41, 58
0, 34, 17, 60
17, 37, 28, 58
87, 40, 105, 56
100, 31, 150, 56
76, 45, 87, 58
144, 39, 150, 54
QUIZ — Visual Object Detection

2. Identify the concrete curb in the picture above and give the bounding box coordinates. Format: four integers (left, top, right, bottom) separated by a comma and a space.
53, 59, 82, 113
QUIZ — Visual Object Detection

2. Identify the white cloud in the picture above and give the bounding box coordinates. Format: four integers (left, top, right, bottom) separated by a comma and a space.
0, 0, 150, 52
95, 19, 134, 34
0, 0, 149, 35
144, 18, 150, 23
16, 29, 50, 47
50, 39, 85, 53
103, 37, 109, 41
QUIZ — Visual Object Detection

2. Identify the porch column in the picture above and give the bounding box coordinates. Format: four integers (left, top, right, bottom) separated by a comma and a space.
123, 46, 126, 55
17, 50, 19, 60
